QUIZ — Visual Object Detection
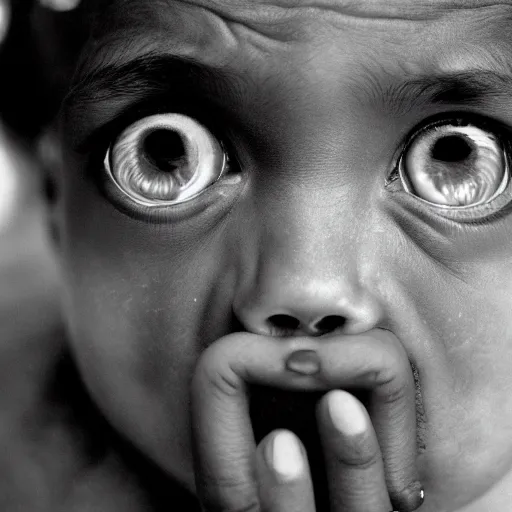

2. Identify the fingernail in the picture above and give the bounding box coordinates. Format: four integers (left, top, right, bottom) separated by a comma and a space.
327, 390, 367, 436
285, 350, 321, 376
269, 431, 304, 482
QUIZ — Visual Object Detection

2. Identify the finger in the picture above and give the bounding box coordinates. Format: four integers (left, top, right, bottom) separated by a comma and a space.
190, 330, 420, 511
255, 430, 315, 512
190, 333, 263, 512
317, 390, 392, 511
316, 334, 422, 511
323, 337, 420, 511
191, 332, 325, 511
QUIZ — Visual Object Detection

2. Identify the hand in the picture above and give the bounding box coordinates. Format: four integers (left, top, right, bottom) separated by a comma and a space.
191, 330, 424, 511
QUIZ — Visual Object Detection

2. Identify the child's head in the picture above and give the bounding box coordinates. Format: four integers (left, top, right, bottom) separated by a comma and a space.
48, 0, 512, 510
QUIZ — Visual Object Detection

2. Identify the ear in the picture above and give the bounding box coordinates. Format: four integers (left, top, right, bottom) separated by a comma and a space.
37, 127, 65, 249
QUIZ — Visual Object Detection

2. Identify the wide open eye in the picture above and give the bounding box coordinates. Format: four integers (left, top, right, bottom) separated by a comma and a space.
398, 121, 509, 208
105, 114, 227, 206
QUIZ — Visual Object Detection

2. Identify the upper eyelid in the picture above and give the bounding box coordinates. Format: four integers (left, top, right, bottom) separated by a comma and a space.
393, 111, 512, 165
62, 54, 244, 152
68, 93, 230, 156
65, 92, 195, 154
388, 113, 512, 223
64, 51, 512, 145
80, 102, 243, 202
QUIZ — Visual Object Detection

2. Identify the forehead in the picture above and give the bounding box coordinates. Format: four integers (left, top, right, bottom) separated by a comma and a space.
77, 0, 512, 103
94, 0, 510, 19
86, 0, 512, 60
91, 0, 512, 30
81, 0, 511, 73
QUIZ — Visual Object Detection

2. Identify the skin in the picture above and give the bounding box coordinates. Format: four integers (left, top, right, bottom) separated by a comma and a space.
37, 0, 512, 510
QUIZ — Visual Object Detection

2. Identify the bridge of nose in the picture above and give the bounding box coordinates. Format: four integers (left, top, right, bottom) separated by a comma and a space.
231, 183, 385, 336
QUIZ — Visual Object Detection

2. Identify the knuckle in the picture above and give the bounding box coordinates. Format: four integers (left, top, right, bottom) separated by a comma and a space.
335, 439, 381, 469
192, 349, 243, 399
201, 499, 261, 512
380, 382, 408, 405
341, 453, 380, 470
199, 480, 261, 512
229, 504, 261, 512
365, 339, 412, 400
208, 367, 242, 398
371, 367, 408, 405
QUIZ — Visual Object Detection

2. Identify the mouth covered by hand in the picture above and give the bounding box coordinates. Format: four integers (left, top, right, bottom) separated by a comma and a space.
191, 329, 424, 512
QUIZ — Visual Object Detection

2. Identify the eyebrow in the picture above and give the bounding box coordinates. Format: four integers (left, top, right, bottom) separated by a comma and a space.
63, 53, 512, 148
368, 69, 512, 117
67, 54, 221, 104
63, 54, 240, 149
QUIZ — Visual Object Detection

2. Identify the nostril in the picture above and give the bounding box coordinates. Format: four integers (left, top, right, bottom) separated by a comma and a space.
267, 314, 301, 333
264, 314, 346, 336
314, 315, 346, 334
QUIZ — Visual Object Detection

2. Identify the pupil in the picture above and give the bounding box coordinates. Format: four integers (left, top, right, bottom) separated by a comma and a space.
143, 129, 186, 172
431, 134, 473, 163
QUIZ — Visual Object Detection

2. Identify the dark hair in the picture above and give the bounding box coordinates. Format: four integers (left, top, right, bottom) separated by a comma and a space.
0, 1, 91, 140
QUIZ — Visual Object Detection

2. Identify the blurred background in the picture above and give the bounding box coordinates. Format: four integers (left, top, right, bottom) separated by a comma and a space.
0, 0, 87, 339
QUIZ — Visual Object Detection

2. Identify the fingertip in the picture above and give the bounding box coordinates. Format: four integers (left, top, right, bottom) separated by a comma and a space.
392, 480, 425, 512
256, 430, 316, 512
318, 389, 369, 437
263, 430, 305, 483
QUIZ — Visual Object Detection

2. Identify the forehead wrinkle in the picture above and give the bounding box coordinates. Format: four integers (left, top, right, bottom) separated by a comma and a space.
78, 0, 512, 74
81, 0, 512, 59
69, 1, 512, 111
170, 0, 512, 27
268, 0, 512, 12
75, 1, 246, 82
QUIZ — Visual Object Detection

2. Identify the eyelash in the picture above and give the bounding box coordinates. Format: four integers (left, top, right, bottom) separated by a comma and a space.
385, 111, 512, 225
84, 98, 243, 221
86, 99, 512, 226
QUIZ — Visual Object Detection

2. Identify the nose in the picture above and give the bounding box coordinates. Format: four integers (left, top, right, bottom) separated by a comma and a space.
233, 192, 384, 338
235, 272, 383, 336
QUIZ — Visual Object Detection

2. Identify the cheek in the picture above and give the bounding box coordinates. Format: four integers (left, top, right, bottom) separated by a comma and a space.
59, 173, 239, 486
388, 243, 512, 507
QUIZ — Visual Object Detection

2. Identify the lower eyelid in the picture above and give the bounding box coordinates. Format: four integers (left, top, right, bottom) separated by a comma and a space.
100, 165, 245, 224
386, 117, 512, 223
387, 176, 512, 225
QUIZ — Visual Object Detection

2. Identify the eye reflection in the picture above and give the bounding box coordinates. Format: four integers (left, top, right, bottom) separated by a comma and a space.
399, 122, 508, 208
106, 113, 227, 207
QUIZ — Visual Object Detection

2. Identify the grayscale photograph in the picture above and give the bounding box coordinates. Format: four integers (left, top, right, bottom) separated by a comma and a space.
0, 1, 509, 511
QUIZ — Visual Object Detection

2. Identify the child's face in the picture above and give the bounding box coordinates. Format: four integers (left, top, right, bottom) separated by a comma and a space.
57, 1, 512, 510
